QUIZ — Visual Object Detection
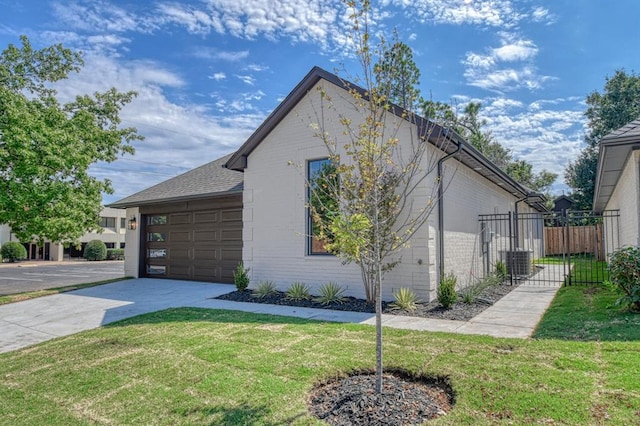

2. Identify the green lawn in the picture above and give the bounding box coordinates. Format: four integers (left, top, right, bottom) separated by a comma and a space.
0, 278, 130, 306
535, 254, 609, 284
534, 285, 640, 341
1, 308, 639, 425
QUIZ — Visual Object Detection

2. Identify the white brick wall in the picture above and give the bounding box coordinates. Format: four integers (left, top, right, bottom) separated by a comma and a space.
243, 78, 542, 302
605, 150, 640, 250
244, 81, 434, 302
124, 207, 140, 278
438, 161, 523, 294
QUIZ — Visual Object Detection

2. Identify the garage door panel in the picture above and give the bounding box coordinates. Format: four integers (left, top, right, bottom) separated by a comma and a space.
169, 231, 192, 242
143, 197, 242, 284
222, 247, 242, 261
221, 209, 242, 222
193, 248, 218, 261
170, 247, 191, 260
221, 229, 242, 241
194, 230, 218, 242
194, 211, 218, 223
193, 266, 220, 281
170, 213, 191, 225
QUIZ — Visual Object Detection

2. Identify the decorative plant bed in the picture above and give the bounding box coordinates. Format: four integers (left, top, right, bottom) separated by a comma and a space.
215, 281, 518, 322
308, 369, 455, 425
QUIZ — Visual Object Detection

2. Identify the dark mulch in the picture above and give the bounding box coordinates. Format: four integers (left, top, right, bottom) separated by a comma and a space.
308, 369, 455, 425
215, 281, 518, 322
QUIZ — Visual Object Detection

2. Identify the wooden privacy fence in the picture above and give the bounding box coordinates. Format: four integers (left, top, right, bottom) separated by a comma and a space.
544, 223, 604, 260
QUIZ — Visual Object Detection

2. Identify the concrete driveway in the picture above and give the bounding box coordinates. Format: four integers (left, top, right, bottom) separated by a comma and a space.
0, 261, 125, 295
0, 278, 234, 353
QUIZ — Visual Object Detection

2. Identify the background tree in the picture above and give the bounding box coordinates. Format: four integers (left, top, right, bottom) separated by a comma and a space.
423, 100, 557, 194
565, 69, 640, 210
0, 36, 142, 244
307, 0, 448, 393
374, 35, 422, 112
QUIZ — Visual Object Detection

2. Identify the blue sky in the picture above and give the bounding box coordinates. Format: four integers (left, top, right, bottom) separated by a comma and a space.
2, 0, 639, 204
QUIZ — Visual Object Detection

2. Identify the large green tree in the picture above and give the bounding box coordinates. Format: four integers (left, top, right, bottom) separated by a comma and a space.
0, 35, 142, 244
374, 35, 422, 112
565, 69, 640, 210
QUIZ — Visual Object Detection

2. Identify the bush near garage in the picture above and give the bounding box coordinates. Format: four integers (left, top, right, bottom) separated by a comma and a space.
84, 240, 107, 261
106, 249, 124, 260
1, 241, 28, 262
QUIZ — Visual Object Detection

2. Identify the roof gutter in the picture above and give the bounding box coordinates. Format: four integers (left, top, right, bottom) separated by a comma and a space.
437, 138, 463, 281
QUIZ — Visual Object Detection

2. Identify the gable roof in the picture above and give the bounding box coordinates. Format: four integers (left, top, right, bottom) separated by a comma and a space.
226, 66, 547, 211
108, 153, 243, 208
593, 116, 640, 211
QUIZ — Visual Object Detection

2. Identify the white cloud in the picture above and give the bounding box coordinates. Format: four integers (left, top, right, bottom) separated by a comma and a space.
245, 64, 269, 72
463, 34, 554, 92
51, 0, 149, 33
191, 47, 249, 62
209, 72, 227, 81
45, 53, 263, 203
153, 0, 343, 49
384, 0, 525, 28
478, 96, 587, 184
235, 74, 256, 85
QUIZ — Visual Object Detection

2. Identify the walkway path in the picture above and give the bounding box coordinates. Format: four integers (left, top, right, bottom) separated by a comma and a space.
0, 276, 562, 354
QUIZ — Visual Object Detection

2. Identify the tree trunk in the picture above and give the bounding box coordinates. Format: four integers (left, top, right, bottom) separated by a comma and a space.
375, 269, 383, 393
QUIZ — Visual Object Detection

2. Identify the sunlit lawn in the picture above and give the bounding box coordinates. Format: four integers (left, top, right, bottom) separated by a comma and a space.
0, 278, 130, 306
1, 308, 639, 425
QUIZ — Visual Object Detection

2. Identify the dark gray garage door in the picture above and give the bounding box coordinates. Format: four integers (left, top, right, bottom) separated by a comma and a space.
142, 196, 242, 283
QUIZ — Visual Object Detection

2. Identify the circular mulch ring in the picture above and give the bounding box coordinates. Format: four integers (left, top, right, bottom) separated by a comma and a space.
308, 369, 455, 425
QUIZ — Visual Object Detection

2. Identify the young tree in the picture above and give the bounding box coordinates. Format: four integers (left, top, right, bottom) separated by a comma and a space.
565, 69, 640, 210
0, 36, 142, 244
306, 0, 448, 393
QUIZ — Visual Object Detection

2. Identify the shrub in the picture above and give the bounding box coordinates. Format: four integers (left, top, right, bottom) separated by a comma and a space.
233, 262, 250, 291
437, 272, 458, 309
390, 288, 421, 312
495, 260, 507, 280
314, 282, 346, 305
1, 241, 27, 262
286, 282, 311, 301
460, 273, 503, 304
83, 240, 107, 261
607, 246, 640, 311
252, 281, 277, 299
106, 249, 125, 260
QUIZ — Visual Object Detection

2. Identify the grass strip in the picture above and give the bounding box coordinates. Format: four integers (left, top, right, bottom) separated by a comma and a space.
0, 278, 131, 306
1, 308, 638, 425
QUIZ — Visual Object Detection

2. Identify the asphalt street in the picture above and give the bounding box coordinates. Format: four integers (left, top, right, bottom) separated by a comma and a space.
0, 261, 125, 295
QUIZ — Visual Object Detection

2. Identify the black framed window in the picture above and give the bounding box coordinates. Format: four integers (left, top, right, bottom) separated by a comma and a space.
99, 217, 116, 228
307, 158, 337, 255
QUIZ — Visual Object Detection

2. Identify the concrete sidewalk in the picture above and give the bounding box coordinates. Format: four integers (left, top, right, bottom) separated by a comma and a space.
0, 278, 561, 354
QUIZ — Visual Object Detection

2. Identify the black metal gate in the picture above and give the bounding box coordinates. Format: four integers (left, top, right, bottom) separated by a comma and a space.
478, 210, 620, 286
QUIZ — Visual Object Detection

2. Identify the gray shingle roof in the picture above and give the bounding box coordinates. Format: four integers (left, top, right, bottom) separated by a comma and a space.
108, 153, 243, 208
601, 117, 640, 141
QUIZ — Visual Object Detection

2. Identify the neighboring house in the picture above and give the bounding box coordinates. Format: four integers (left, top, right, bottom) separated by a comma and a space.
552, 195, 574, 214
111, 67, 546, 301
593, 117, 640, 250
0, 207, 127, 261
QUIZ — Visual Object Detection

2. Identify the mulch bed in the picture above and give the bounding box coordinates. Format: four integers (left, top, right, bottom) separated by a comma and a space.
215, 281, 518, 322
308, 369, 455, 425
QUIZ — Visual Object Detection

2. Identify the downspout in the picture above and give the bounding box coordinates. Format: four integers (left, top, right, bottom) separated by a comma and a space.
514, 196, 528, 249
437, 140, 462, 281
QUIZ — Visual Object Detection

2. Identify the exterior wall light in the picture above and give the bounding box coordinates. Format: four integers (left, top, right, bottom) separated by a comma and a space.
128, 216, 138, 230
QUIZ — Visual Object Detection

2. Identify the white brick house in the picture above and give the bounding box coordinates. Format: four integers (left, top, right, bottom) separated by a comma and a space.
113, 67, 546, 301
594, 117, 640, 251
225, 67, 546, 301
